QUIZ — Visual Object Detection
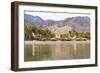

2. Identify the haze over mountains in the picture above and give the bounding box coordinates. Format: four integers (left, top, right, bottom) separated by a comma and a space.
24, 14, 90, 33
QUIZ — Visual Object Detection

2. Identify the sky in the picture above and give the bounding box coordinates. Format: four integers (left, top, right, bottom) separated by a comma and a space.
24, 10, 91, 21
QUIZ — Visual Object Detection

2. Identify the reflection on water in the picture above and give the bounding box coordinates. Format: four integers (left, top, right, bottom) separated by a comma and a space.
24, 41, 90, 62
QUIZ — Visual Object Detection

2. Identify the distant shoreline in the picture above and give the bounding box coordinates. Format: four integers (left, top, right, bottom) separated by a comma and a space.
24, 40, 90, 44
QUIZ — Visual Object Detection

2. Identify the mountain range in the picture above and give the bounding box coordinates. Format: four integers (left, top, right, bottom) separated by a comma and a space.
24, 14, 90, 32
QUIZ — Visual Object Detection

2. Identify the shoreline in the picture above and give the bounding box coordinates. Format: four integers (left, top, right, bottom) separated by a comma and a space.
24, 40, 90, 44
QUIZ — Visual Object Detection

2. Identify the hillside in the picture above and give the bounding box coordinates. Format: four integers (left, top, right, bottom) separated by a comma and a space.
24, 14, 90, 40
24, 14, 90, 32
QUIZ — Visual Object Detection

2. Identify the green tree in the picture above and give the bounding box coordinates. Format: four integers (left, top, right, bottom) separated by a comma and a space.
24, 25, 33, 40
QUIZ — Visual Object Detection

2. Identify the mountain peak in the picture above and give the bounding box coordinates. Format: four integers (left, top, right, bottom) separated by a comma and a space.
24, 14, 90, 32
24, 14, 44, 23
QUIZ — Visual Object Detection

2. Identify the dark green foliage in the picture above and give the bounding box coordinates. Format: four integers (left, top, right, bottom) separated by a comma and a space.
24, 24, 90, 41
24, 25, 55, 40
24, 26, 33, 40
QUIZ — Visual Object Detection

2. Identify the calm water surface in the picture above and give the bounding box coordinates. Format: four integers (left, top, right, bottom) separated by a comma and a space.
24, 41, 90, 61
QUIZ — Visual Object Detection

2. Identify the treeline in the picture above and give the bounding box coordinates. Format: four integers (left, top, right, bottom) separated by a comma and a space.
60, 31, 90, 39
24, 25, 90, 41
60, 31, 90, 41
24, 25, 55, 40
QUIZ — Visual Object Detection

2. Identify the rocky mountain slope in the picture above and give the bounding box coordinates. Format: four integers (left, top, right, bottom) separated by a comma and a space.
24, 14, 90, 33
